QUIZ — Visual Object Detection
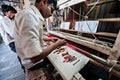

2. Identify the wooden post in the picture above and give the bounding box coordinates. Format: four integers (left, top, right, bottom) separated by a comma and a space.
19, 0, 24, 9
110, 30, 120, 60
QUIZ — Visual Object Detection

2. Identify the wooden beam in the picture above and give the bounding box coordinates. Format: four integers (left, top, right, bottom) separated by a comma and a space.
90, 59, 120, 78
60, 29, 117, 38
99, 18, 120, 22
96, 32, 117, 38
57, 0, 69, 6
111, 31, 120, 61
19, 0, 23, 9
88, 0, 115, 7
49, 31, 112, 56
74, 45, 120, 77
59, 0, 85, 9
48, 33, 120, 78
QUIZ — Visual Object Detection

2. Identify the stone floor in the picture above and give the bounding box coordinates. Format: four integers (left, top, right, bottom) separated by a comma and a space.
0, 42, 25, 80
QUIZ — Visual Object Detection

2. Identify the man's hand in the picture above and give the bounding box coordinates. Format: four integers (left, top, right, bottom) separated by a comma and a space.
51, 38, 58, 42
43, 36, 58, 42
55, 39, 67, 47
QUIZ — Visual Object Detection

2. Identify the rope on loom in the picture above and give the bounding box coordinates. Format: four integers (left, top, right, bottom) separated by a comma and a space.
68, 0, 110, 47
85, 21, 98, 40
68, 0, 112, 47
85, 0, 110, 46
84, 0, 111, 46
85, 0, 100, 16
68, 0, 100, 19
84, 0, 100, 40
68, 7, 85, 18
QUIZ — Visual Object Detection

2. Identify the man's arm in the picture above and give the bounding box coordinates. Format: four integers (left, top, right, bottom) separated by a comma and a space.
15, 12, 66, 63
30, 39, 66, 63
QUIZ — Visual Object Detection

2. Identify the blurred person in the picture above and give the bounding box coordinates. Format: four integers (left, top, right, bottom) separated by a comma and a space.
0, 4, 25, 72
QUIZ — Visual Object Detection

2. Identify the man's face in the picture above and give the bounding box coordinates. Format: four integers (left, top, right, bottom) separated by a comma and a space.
39, 1, 52, 18
5, 11, 16, 19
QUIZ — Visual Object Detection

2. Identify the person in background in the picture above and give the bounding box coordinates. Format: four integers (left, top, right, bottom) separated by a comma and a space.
0, 4, 24, 71
0, 4, 16, 51
14, 0, 66, 71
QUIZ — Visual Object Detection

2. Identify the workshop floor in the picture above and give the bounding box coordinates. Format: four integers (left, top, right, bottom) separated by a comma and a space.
0, 42, 25, 80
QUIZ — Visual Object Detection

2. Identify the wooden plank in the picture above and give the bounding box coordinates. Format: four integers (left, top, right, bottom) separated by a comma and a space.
60, 29, 117, 38
57, 0, 69, 6
59, 0, 85, 9
72, 44, 120, 77
19, 0, 24, 9
89, 59, 120, 78
88, 0, 115, 6
49, 31, 112, 56
99, 18, 120, 22
48, 33, 120, 78
111, 31, 120, 60
96, 32, 117, 38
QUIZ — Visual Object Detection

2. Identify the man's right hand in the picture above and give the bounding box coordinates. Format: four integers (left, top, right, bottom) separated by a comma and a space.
55, 39, 67, 47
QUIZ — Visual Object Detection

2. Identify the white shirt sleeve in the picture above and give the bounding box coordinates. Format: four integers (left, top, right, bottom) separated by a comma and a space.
15, 12, 43, 58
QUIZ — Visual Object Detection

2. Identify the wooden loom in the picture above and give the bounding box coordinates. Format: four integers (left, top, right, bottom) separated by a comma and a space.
47, 0, 120, 80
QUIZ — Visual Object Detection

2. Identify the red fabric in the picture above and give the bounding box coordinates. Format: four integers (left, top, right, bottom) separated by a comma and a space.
47, 34, 90, 56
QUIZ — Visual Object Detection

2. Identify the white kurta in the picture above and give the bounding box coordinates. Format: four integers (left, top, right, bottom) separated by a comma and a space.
14, 6, 45, 68
0, 16, 14, 45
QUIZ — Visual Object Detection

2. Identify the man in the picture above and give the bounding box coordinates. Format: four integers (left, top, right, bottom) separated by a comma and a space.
0, 4, 17, 51
14, 0, 66, 70
0, 4, 25, 72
